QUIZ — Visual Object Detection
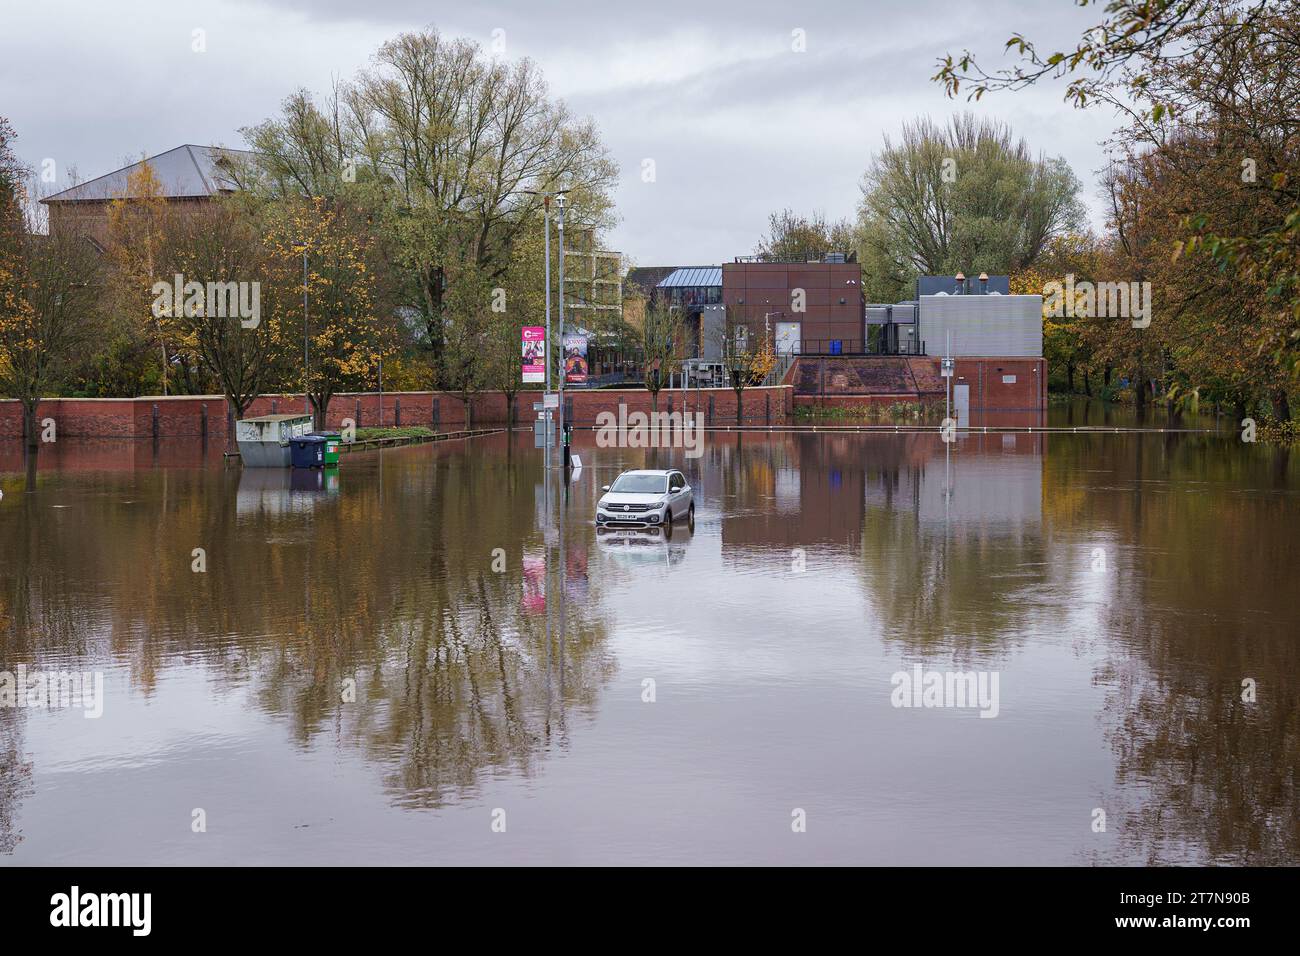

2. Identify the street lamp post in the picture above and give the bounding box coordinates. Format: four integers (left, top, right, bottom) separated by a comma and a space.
293, 241, 309, 420
520, 187, 570, 466
544, 199, 552, 396
763, 310, 783, 357
519, 189, 574, 689
555, 194, 569, 468
537, 197, 553, 673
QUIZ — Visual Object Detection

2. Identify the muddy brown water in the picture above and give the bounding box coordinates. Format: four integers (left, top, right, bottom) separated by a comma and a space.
1, 404, 1296, 864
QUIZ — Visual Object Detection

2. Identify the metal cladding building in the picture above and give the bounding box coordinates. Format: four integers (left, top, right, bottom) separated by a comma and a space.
915, 289, 1042, 358
911, 277, 1046, 417
867, 274, 1045, 415
769, 266, 1047, 416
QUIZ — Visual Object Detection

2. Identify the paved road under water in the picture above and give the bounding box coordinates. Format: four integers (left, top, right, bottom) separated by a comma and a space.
1, 404, 1296, 865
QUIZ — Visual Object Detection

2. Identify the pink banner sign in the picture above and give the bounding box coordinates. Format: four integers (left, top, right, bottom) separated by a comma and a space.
521, 326, 545, 383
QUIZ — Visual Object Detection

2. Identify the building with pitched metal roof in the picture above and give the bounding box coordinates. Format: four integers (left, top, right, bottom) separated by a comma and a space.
41, 145, 256, 248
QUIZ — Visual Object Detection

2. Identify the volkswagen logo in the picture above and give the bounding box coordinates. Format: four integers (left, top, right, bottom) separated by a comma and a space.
623, 504, 630, 511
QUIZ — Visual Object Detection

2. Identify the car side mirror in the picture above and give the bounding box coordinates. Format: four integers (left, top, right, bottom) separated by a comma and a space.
601, 485, 610, 492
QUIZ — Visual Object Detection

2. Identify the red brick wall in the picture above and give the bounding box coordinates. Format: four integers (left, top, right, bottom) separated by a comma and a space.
0, 387, 794, 440
794, 394, 934, 409
789, 357, 1046, 411
920, 357, 1047, 411
0, 397, 227, 440
47, 196, 213, 250
578, 386, 793, 426
791, 392, 1045, 427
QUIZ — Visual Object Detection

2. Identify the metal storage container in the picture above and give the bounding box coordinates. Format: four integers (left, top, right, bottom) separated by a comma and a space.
235, 414, 314, 467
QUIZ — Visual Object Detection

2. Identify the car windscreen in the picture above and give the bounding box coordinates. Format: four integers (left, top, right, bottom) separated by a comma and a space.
610, 474, 667, 494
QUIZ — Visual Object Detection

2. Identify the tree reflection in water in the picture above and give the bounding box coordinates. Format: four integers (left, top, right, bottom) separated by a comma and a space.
0, 433, 616, 835
711, 428, 1298, 864
1063, 435, 1300, 864
1, 425, 1296, 863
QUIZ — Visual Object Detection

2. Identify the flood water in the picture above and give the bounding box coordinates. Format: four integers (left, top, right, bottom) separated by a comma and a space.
1, 405, 1297, 865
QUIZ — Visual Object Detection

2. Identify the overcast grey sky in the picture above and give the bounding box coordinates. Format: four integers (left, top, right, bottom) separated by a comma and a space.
2, 0, 1121, 267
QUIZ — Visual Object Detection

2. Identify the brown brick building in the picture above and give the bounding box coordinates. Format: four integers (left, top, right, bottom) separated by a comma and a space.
722, 258, 864, 354
42, 144, 254, 248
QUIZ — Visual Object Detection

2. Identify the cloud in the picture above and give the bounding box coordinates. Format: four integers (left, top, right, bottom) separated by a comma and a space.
4, 0, 1117, 264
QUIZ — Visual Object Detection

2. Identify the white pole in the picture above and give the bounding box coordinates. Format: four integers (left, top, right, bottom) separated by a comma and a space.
303, 249, 310, 419
556, 195, 567, 466
543, 199, 552, 396
945, 330, 951, 424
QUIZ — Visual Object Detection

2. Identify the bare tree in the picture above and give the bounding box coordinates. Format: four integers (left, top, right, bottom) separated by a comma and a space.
159, 200, 276, 420
756, 208, 855, 261
641, 297, 681, 408
243, 29, 618, 380
856, 114, 1084, 301
715, 306, 760, 424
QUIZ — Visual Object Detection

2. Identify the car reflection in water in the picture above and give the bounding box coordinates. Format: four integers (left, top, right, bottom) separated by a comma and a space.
595, 520, 693, 568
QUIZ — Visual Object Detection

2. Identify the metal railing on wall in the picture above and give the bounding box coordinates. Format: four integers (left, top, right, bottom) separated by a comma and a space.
565, 371, 630, 389
795, 339, 927, 356
763, 350, 797, 387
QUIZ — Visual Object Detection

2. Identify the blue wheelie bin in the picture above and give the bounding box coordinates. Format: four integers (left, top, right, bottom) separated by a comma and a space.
289, 434, 327, 468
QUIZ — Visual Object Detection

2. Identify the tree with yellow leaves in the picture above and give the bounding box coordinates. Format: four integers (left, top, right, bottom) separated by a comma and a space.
262, 197, 395, 429
1011, 233, 1107, 395
104, 161, 179, 395
0, 118, 103, 447
936, 1, 1298, 422
749, 338, 777, 386
0, 117, 24, 349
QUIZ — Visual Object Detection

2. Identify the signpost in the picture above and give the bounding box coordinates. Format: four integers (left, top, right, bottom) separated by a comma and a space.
533, 399, 556, 449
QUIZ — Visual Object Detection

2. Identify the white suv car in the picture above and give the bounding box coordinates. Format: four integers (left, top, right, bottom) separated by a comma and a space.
596, 469, 693, 528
